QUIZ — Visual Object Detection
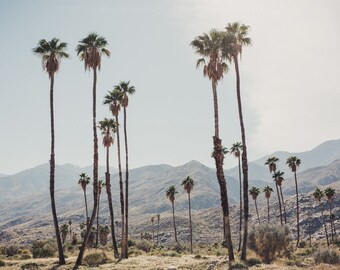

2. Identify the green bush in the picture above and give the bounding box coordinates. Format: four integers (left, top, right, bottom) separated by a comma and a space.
127, 238, 136, 247
194, 254, 202, 259
20, 262, 40, 270
83, 252, 108, 267
248, 224, 291, 264
314, 248, 340, 264
229, 262, 248, 269
246, 257, 262, 266
298, 240, 307, 248
0, 260, 5, 267
32, 240, 57, 258
135, 239, 153, 253
6, 245, 19, 257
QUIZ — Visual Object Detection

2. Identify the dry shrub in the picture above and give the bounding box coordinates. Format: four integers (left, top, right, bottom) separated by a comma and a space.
32, 240, 57, 258
314, 248, 340, 264
83, 252, 108, 267
248, 224, 291, 264
0, 260, 5, 267
135, 239, 153, 253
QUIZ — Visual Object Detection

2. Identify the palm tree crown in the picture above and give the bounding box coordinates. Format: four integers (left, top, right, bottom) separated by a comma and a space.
98, 118, 116, 147
166, 185, 178, 204
113, 81, 136, 108
324, 187, 335, 201
313, 188, 324, 202
76, 32, 110, 71
263, 185, 274, 199
272, 170, 285, 186
230, 142, 242, 158
190, 29, 227, 83
78, 173, 91, 191
104, 89, 122, 116
249, 186, 260, 200
181, 176, 194, 194
265, 157, 279, 173
33, 38, 69, 77
286, 156, 301, 172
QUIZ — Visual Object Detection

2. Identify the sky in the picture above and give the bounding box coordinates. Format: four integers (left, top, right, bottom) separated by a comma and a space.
0, 0, 339, 175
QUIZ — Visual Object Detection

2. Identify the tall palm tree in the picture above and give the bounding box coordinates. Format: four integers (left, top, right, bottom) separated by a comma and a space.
181, 176, 195, 253
230, 142, 243, 252
60, 223, 69, 245
98, 118, 119, 257
286, 156, 301, 248
223, 22, 251, 261
113, 81, 136, 258
324, 187, 336, 243
265, 157, 282, 225
78, 173, 91, 225
263, 185, 274, 223
33, 38, 69, 265
191, 29, 234, 262
103, 89, 126, 259
166, 185, 180, 246
313, 188, 329, 246
249, 187, 261, 225
157, 214, 160, 246
95, 180, 106, 247
151, 216, 155, 243
75, 32, 110, 267
273, 170, 287, 224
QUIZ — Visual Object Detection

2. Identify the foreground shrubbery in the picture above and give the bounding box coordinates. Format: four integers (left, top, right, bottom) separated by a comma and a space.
83, 252, 108, 267
32, 240, 57, 258
0, 260, 5, 267
135, 239, 153, 253
314, 248, 340, 264
248, 224, 292, 264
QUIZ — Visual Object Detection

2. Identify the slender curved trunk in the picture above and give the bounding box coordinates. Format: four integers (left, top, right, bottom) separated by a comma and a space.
279, 186, 287, 224
152, 221, 154, 242
75, 68, 99, 268
267, 197, 270, 223
238, 156, 243, 252
49, 74, 66, 265
294, 172, 300, 247
233, 56, 249, 261
116, 113, 126, 259
96, 191, 100, 247
212, 80, 234, 262
328, 200, 334, 243
188, 192, 193, 254
105, 145, 119, 258
320, 202, 330, 246
83, 189, 89, 226
275, 182, 283, 225
172, 201, 179, 245
254, 199, 261, 225
123, 107, 129, 258
157, 217, 160, 246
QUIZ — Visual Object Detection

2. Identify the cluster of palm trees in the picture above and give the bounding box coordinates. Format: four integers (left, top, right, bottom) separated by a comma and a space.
149, 214, 161, 246
165, 176, 195, 253
33, 33, 135, 267
191, 22, 251, 261
313, 187, 337, 246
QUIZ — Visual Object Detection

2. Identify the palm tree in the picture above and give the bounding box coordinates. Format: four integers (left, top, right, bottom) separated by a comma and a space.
95, 179, 106, 247
157, 214, 160, 246
68, 220, 72, 243
33, 38, 69, 265
78, 173, 91, 225
313, 188, 329, 246
98, 118, 119, 257
75, 32, 110, 267
324, 187, 336, 243
113, 81, 136, 258
263, 185, 274, 223
222, 22, 251, 261
249, 187, 261, 225
99, 225, 110, 246
230, 142, 243, 251
265, 157, 282, 225
60, 223, 69, 244
103, 89, 126, 259
286, 156, 301, 248
181, 176, 195, 253
151, 216, 155, 243
273, 170, 287, 224
191, 29, 234, 262
166, 185, 180, 246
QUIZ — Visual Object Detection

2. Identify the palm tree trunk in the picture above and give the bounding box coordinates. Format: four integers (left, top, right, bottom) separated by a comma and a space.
83, 189, 89, 226
328, 201, 334, 243
238, 156, 243, 252
255, 199, 261, 225
233, 55, 249, 261
152, 222, 154, 242
294, 172, 300, 247
96, 192, 100, 247
279, 186, 287, 224
188, 192, 193, 254
75, 68, 99, 268
320, 202, 330, 246
157, 218, 160, 246
267, 198, 270, 223
211, 80, 234, 262
116, 114, 126, 259
123, 107, 129, 258
105, 145, 119, 258
172, 202, 179, 244
275, 182, 283, 225
49, 74, 66, 265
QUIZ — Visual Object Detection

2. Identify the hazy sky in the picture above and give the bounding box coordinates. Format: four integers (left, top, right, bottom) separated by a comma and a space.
1, 0, 339, 175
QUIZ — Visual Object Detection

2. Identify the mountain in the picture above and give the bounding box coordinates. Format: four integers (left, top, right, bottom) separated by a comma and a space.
227, 139, 340, 182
